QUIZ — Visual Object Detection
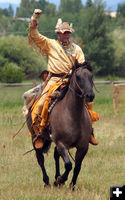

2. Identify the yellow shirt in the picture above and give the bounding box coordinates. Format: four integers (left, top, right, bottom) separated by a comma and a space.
29, 26, 85, 74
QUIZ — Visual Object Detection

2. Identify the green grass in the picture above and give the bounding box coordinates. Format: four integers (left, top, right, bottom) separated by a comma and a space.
0, 84, 125, 200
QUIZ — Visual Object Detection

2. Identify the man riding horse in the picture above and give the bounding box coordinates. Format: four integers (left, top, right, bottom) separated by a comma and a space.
28, 9, 98, 147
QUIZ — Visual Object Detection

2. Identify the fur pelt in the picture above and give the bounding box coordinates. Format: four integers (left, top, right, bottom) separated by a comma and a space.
22, 83, 43, 117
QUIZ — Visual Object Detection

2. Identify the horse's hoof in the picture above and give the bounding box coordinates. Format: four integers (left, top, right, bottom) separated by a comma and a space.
57, 176, 61, 183
69, 183, 75, 191
57, 176, 65, 186
53, 176, 61, 187
53, 176, 65, 187
72, 186, 75, 191
44, 183, 51, 188
53, 181, 58, 187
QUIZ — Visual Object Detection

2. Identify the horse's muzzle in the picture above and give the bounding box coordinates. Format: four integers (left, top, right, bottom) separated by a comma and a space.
85, 93, 95, 102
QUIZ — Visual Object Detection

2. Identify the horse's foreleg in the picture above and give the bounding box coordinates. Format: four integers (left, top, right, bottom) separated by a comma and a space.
54, 146, 60, 182
70, 147, 88, 189
54, 146, 61, 186
35, 149, 50, 187
55, 142, 72, 185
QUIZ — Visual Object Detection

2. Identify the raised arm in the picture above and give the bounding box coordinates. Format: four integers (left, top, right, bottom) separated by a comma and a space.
28, 9, 50, 52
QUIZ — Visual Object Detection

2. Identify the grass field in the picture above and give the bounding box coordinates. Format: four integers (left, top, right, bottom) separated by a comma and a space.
0, 84, 125, 200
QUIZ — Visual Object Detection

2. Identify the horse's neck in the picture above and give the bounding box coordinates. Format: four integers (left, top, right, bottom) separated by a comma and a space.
64, 88, 85, 116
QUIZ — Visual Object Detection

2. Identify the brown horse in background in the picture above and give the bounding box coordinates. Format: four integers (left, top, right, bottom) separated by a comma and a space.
27, 61, 95, 189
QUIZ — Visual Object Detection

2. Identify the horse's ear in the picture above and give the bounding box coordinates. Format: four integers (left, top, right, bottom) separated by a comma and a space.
87, 60, 91, 66
87, 60, 93, 72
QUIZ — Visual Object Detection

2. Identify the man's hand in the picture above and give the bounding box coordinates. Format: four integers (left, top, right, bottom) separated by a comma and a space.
31, 9, 42, 20
29, 9, 42, 28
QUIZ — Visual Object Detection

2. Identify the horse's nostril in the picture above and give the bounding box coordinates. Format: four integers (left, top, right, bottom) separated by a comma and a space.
86, 93, 95, 102
90, 95, 94, 101
91, 94, 95, 100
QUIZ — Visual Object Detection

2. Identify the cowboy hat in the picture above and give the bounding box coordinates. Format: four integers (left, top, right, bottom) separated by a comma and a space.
55, 18, 74, 34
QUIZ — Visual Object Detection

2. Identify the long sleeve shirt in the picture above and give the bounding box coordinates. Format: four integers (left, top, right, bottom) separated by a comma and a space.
29, 26, 85, 74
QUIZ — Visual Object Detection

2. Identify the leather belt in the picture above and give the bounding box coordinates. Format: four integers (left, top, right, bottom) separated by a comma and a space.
51, 73, 69, 78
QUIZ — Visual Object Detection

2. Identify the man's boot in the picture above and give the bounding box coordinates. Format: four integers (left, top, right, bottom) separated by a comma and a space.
32, 135, 44, 149
89, 129, 98, 145
32, 117, 44, 149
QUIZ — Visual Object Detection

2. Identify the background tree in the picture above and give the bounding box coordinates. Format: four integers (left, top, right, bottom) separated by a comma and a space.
2, 8, 9, 17
115, 2, 125, 28
59, 0, 83, 13
85, 0, 93, 8
0, 63, 25, 83
78, 0, 115, 75
16, 0, 37, 17
117, 2, 125, 18
0, 14, 12, 36
36, 0, 49, 13
0, 5, 14, 17
0, 35, 47, 78
8, 4, 14, 17
44, 3, 56, 16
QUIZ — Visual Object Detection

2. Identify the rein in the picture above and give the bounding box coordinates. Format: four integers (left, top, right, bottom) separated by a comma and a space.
69, 68, 85, 98
68, 65, 94, 99
69, 85, 85, 98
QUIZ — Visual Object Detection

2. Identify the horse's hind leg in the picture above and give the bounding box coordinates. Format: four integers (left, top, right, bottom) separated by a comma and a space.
55, 142, 72, 185
54, 146, 61, 186
35, 149, 50, 187
70, 147, 88, 189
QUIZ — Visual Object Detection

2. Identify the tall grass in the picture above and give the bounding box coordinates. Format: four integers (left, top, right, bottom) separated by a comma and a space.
0, 84, 125, 200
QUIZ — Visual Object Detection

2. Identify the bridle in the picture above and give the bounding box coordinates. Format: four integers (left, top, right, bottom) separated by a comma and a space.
69, 67, 93, 99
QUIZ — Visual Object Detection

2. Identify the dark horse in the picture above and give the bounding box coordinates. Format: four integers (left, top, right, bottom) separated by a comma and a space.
27, 61, 95, 188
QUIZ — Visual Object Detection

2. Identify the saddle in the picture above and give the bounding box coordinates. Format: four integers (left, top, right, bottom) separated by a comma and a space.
30, 81, 67, 135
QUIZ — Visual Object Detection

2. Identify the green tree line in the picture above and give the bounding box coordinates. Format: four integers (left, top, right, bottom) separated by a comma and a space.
0, 0, 125, 82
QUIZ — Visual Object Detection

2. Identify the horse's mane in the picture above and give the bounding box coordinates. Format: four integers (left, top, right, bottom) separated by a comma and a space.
75, 60, 93, 72
58, 60, 93, 101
